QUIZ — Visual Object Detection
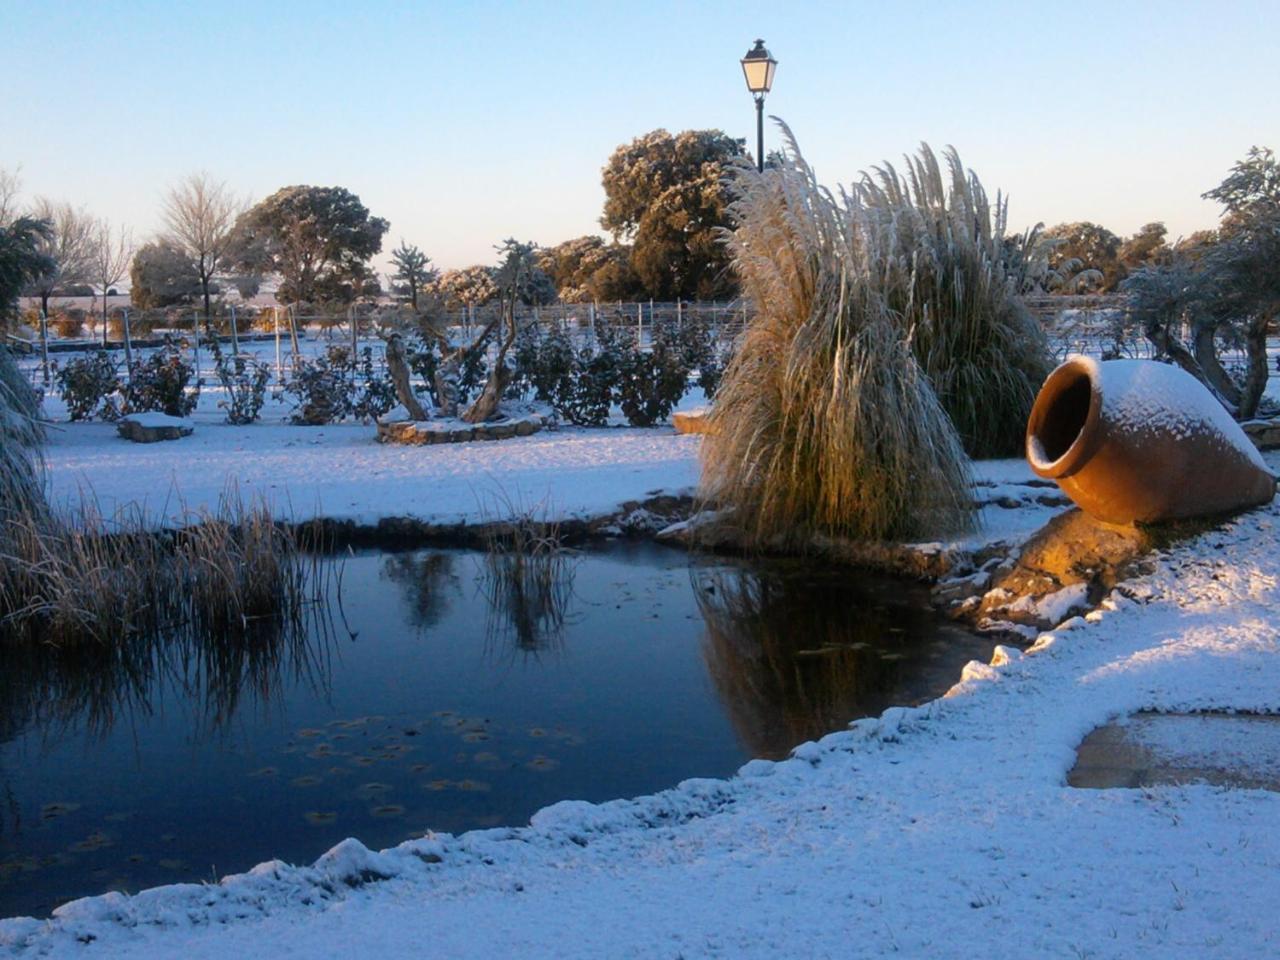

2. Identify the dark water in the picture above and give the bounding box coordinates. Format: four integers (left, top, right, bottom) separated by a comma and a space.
0, 543, 996, 918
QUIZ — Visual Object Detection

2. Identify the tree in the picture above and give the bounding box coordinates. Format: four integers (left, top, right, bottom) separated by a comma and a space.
161, 173, 247, 326
1042, 221, 1125, 292
1199, 146, 1280, 418
601, 129, 744, 300
461, 240, 539, 423
432, 265, 497, 310
0, 168, 21, 228
389, 240, 436, 310
1124, 146, 1280, 420
1118, 222, 1169, 270
130, 240, 204, 309
21, 198, 95, 318
539, 235, 642, 302
88, 220, 133, 343
234, 185, 388, 304
0, 216, 54, 325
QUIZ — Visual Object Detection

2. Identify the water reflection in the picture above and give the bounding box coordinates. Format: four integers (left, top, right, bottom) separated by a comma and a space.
0, 543, 993, 919
0, 600, 334, 746
696, 562, 984, 760
380, 552, 460, 628
478, 549, 578, 654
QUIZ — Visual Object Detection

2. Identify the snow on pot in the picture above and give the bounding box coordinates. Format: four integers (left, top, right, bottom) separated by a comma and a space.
1025, 357, 1276, 525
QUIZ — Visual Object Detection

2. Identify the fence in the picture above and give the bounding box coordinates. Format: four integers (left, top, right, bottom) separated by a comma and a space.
14, 294, 1277, 392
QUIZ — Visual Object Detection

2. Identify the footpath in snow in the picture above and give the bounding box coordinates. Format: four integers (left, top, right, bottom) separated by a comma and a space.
2, 417, 1278, 956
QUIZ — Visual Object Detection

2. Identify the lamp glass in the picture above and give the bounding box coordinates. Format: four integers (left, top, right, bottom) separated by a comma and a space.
741, 56, 776, 94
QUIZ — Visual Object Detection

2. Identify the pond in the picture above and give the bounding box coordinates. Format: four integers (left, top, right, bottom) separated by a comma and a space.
0, 542, 998, 918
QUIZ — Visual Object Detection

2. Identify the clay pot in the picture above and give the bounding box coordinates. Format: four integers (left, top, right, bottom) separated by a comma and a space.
1025, 357, 1275, 524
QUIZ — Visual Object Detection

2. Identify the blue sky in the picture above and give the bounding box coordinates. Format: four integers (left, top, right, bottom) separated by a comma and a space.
2, 0, 1276, 271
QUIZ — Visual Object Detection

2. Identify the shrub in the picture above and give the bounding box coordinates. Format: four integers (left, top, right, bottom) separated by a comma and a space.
55, 351, 122, 421
352, 347, 398, 421
212, 347, 272, 425
123, 338, 199, 417
49, 310, 87, 339
617, 324, 690, 427
405, 337, 441, 406
283, 348, 354, 425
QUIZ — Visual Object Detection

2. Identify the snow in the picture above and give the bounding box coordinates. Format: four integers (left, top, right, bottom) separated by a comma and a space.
41, 422, 702, 528
7, 348, 1280, 957
116, 412, 192, 430
1097, 358, 1269, 471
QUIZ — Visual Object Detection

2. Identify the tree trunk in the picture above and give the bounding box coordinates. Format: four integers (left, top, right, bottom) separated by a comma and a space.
1191, 319, 1242, 407
202, 275, 213, 336
462, 300, 518, 424
386, 333, 428, 420
1142, 315, 1238, 416
1237, 310, 1273, 421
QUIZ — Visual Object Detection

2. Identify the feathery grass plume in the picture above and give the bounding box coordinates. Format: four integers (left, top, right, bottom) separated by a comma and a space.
702, 128, 974, 547
855, 145, 1053, 457
0, 346, 45, 524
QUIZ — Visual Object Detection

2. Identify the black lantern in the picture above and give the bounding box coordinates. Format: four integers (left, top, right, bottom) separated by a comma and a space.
740, 39, 777, 172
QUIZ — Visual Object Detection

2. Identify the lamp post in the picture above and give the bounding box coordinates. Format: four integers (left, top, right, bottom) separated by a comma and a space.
740, 39, 777, 173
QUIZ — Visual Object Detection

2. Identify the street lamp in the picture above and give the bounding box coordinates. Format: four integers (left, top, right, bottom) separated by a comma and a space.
740, 39, 777, 173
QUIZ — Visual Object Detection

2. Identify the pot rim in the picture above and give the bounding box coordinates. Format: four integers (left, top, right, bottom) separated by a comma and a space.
1025, 356, 1103, 480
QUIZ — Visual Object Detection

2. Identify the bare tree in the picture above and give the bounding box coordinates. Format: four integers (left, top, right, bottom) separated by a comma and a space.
161, 173, 246, 327
89, 220, 133, 345
0, 168, 20, 227
22, 198, 96, 317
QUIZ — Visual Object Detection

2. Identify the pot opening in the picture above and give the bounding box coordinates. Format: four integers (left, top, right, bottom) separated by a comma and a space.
1035, 369, 1093, 463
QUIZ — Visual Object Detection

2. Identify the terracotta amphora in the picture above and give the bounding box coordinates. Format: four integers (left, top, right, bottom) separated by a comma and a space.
1025, 357, 1275, 525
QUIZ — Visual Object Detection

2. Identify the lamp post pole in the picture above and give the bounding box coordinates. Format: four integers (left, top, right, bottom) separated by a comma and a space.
755, 95, 765, 173
740, 39, 778, 173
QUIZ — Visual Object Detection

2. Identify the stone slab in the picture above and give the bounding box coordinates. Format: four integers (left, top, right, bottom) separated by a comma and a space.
1069, 711, 1280, 792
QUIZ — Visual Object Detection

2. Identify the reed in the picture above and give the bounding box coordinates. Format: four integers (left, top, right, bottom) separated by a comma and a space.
477, 494, 577, 653
702, 129, 975, 548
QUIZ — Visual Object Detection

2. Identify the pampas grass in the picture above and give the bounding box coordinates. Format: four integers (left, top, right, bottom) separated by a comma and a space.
702, 129, 975, 547
856, 145, 1053, 457
0, 346, 44, 523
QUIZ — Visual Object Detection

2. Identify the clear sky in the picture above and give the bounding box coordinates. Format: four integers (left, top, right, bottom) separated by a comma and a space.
2, 0, 1276, 272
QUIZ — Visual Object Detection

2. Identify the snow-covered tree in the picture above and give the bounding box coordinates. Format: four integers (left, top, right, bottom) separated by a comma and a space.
601, 129, 744, 300
389, 240, 436, 311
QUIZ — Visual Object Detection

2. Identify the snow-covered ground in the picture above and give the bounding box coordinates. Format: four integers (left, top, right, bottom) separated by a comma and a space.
4, 348, 1280, 957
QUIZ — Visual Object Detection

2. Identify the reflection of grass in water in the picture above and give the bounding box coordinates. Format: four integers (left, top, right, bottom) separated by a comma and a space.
478, 505, 578, 654
0, 547, 339, 746
696, 565, 906, 761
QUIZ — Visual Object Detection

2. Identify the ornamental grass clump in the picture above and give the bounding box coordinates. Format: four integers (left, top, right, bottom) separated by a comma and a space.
701, 131, 975, 547
857, 145, 1053, 458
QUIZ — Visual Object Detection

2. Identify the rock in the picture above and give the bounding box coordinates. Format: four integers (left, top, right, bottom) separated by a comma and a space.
1241, 417, 1280, 451
116, 413, 194, 443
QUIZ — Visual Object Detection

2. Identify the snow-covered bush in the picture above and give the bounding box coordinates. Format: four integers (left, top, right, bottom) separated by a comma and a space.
123, 338, 199, 417
617, 324, 690, 427
55, 350, 121, 421
351, 347, 398, 422
212, 348, 271, 425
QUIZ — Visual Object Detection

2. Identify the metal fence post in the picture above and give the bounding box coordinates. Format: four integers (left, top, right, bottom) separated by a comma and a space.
230, 305, 240, 355
39, 310, 50, 385
192, 310, 201, 380
122, 309, 133, 368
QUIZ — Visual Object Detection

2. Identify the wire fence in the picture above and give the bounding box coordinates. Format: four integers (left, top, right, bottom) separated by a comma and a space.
9, 294, 1278, 393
